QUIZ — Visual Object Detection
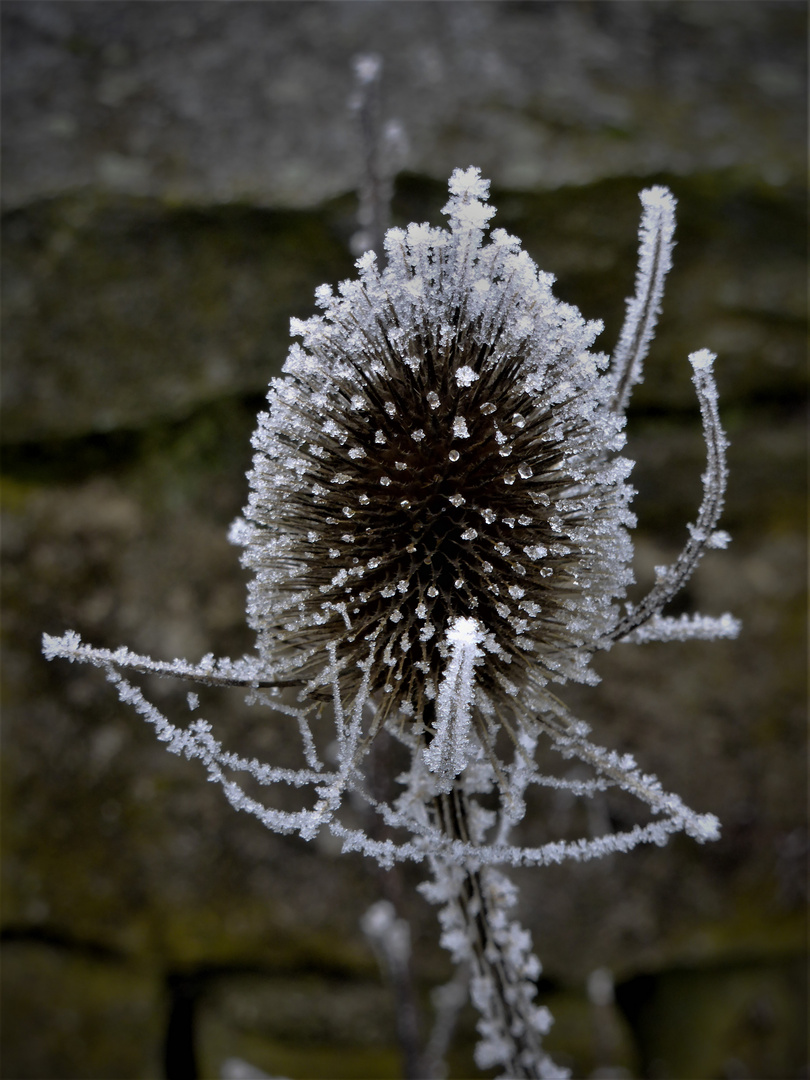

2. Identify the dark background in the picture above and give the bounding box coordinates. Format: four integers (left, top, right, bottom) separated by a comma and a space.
2, 3, 806, 1078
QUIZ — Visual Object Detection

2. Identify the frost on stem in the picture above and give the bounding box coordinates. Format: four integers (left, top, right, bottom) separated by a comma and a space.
602, 349, 732, 646
424, 617, 484, 787
610, 185, 676, 414
44, 168, 737, 1079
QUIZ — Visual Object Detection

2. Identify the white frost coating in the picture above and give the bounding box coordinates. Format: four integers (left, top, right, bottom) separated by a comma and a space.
689, 347, 715, 372
621, 612, 741, 644
610, 185, 676, 413
523, 543, 548, 560
707, 529, 731, 550
42, 630, 266, 687
423, 839, 569, 1080
424, 618, 484, 787
455, 365, 479, 386
601, 347, 730, 645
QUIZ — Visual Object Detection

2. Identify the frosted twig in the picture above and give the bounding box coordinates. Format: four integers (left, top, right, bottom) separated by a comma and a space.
602, 350, 731, 645
424, 617, 484, 786
609, 186, 676, 414
426, 789, 568, 1079
42, 630, 291, 688
101, 668, 337, 840
619, 611, 741, 644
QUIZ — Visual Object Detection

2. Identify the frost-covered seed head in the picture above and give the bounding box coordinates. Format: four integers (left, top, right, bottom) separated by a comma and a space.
43, 161, 735, 1080
235, 168, 636, 747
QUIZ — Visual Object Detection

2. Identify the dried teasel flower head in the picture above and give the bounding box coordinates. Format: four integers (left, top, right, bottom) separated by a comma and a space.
232, 168, 636, 757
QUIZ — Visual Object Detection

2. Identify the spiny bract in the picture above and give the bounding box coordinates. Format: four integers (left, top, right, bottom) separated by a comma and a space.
234, 168, 635, 756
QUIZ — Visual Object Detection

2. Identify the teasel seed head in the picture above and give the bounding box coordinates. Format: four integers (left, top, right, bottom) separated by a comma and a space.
234, 169, 636, 750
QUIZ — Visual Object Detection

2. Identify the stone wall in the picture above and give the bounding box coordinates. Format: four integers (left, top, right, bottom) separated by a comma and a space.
2, 3, 806, 1078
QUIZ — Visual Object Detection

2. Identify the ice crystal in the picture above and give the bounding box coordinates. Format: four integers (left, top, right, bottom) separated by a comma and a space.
44, 168, 738, 1079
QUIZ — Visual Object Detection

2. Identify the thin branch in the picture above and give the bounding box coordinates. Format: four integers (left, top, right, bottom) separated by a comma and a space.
536, 693, 721, 844
618, 611, 740, 644
609, 186, 676, 414
349, 54, 405, 262
601, 350, 730, 645
42, 630, 298, 689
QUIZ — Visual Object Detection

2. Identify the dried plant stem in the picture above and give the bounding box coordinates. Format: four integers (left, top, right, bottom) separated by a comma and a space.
433, 788, 552, 1080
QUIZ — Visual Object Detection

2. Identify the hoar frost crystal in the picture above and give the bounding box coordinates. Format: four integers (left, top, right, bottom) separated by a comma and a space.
45, 168, 738, 1079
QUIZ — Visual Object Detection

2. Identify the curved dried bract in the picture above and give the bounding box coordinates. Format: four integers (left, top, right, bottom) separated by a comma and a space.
609, 186, 677, 415
603, 349, 731, 646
